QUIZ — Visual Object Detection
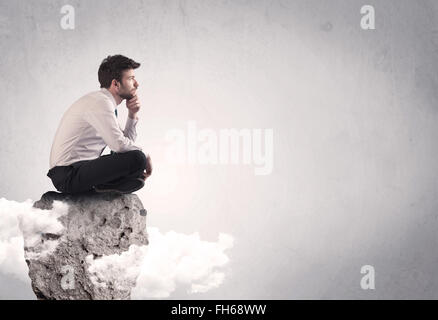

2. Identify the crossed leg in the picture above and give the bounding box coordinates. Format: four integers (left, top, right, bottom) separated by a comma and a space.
59, 150, 148, 194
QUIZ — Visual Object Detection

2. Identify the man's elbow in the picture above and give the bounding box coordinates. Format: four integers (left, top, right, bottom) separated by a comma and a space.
114, 143, 128, 153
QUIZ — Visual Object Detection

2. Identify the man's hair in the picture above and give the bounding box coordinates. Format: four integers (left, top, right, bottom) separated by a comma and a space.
98, 55, 140, 88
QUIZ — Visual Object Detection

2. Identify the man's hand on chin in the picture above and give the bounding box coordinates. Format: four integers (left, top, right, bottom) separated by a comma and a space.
126, 94, 140, 119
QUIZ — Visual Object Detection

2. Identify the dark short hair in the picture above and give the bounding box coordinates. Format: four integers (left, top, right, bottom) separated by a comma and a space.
98, 55, 140, 88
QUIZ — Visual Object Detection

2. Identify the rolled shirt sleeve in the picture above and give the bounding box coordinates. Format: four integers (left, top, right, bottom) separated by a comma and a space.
123, 116, 138, 141
85, 100, 142, 153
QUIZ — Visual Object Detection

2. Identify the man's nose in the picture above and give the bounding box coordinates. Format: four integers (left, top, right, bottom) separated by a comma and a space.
135, 81, 139, 88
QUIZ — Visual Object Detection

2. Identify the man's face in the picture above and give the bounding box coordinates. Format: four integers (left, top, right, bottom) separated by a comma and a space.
117, 69, 139, 100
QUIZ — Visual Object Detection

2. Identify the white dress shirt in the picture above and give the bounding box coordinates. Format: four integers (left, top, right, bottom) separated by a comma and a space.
49, 88, 142, 169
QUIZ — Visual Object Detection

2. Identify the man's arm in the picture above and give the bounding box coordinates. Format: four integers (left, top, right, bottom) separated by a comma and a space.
123, 95, 153, 180
123, 116, 138, 141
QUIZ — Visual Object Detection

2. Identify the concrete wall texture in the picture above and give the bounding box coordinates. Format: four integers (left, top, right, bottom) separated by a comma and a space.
1, 0, 438, 299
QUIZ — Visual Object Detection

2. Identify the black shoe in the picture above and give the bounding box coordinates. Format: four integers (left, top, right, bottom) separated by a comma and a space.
94, 178, 145, 194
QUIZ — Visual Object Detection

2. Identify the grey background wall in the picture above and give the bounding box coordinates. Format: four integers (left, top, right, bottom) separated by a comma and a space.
1, 0, 438, 299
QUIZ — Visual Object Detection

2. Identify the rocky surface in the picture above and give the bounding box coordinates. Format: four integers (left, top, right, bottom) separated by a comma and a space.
25, 191, 148, 300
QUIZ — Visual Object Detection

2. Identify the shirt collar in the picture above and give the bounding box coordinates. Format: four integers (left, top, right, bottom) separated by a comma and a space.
101, 88, 118, 108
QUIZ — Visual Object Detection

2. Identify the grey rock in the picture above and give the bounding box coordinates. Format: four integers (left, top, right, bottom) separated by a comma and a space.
25, 191, 148, 300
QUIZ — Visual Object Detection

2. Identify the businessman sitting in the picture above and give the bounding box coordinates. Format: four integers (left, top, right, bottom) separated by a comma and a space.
47, 54, 152, 194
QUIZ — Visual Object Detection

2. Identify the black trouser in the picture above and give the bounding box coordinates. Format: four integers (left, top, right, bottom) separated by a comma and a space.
47, 150, 147, 194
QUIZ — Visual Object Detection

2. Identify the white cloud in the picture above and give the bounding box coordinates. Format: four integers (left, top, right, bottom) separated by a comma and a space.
86, 227, 234, 299
0, 198, 67, 283
0, 198, 234, 299
135, 228, 234, 298
86, 244, 146, 291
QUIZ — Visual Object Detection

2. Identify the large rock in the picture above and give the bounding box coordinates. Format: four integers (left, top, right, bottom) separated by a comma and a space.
25, 191, 148, 300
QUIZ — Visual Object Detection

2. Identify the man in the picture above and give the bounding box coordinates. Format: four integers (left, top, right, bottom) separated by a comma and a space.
47, 54, 152, 194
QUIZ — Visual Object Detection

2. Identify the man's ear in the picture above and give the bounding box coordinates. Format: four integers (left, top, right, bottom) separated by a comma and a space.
111, 79, 120, 91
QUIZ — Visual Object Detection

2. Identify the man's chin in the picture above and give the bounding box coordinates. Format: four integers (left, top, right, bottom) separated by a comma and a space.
120, 93, 134, 100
